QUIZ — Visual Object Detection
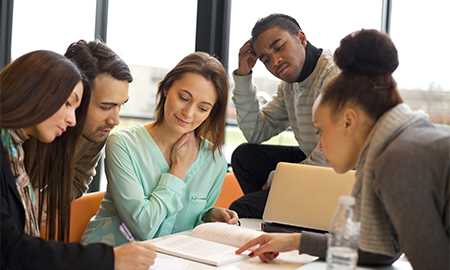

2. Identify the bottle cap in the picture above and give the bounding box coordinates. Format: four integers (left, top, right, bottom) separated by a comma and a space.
339, 195, 355, 206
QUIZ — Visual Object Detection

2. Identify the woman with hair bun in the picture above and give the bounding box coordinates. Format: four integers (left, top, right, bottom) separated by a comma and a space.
236, 29, 450, 270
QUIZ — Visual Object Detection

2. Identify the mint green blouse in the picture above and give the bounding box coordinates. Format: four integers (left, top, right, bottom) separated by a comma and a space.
81, 125, 227, 246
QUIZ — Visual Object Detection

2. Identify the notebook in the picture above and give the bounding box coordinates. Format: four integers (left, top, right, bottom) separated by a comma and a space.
151, 222, 261, 266
262, 162, 356, 233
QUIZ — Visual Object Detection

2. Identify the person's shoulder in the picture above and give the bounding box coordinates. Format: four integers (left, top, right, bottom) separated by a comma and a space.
107, 125, 147, 147
306, 50, 339, 91
374, 120, 450, 186
385, 120, 450, 159
320, 49, 334, 61
318, 50, 339, 74
199, 139, 227, 166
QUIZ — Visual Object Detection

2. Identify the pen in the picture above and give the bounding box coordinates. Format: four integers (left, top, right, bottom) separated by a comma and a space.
119, 222, 135, 242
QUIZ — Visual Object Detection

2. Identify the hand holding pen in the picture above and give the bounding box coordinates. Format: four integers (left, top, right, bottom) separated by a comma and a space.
119, 222, 135, 242
113, 222, 156, 270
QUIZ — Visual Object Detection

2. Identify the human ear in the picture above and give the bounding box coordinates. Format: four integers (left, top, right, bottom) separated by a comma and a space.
342, 108, 358, 134
296, 31, 307, 47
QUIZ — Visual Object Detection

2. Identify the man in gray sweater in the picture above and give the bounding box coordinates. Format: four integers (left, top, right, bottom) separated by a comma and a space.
230, 14, 338, 218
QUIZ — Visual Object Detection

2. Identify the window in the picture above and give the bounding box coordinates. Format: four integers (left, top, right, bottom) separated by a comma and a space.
390, 0, 450, 124
107, 0, 197, 119
11, 0, 95, 59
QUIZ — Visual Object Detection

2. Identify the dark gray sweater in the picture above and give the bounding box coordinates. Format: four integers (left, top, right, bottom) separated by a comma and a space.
300, 118, 450, 270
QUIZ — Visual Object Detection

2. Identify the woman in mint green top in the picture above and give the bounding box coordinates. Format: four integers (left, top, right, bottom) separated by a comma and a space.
82, 52, 236, 246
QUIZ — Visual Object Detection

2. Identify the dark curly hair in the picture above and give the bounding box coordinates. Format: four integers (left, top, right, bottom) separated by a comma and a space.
251, 13, 302, 47
64, 39, 133, 84
321, 29, 403, 120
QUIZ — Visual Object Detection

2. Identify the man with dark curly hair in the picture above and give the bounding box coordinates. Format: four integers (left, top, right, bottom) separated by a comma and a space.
230, 13, 338, 218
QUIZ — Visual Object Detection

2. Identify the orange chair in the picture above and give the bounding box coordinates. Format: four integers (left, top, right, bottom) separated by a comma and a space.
68, 191, 105, 243
214, 172, 243, 208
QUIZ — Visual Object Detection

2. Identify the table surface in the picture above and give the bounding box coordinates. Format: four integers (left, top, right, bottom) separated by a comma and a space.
150, 219, 413, 270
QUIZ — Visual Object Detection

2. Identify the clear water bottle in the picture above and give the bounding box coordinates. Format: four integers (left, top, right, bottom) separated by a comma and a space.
326, 195, 360, 270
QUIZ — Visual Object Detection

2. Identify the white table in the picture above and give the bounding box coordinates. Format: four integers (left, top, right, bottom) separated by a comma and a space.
300, 257, 412, 270
150, 219, 412, 270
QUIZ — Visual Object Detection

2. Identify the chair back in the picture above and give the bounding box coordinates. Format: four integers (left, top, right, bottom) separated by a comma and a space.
214, 172, 243, 208
68, 191, 105, 242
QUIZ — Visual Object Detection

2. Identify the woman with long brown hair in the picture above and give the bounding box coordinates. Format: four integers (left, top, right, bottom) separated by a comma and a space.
82, 52, 238, 246
0, 50, 155, 270
23, 39, 133, 242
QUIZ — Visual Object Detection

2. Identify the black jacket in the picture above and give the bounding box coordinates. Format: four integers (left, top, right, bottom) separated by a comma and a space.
0, 145, 114, 270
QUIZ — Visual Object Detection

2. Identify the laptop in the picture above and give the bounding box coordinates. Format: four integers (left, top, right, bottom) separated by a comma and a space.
262, 162, 356, 233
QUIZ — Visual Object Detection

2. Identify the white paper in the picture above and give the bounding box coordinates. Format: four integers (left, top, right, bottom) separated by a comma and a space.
192, 222, 262, 247
152, 223, 261, 266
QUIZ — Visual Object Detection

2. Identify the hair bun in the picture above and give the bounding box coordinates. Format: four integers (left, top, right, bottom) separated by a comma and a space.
334, 29, 398, 75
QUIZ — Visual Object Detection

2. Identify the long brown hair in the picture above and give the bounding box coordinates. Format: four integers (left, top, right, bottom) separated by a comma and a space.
321, 29, 403, 120
23, 89, 89, 241
0, 50, 86, 241
154, 52, 229, 152
0, 50, 82, 127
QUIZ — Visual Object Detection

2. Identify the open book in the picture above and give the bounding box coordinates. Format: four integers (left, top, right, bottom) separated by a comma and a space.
151, 222, 263, 266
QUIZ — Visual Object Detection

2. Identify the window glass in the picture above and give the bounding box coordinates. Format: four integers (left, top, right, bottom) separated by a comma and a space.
108, 0, 197, 118
390, 0, 450, 124
11, 0, 95, 58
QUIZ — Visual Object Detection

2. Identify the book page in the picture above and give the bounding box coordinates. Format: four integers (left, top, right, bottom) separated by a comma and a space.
153, 234, 247, 266
149, 255, 190, 270
192, 222, 262, 247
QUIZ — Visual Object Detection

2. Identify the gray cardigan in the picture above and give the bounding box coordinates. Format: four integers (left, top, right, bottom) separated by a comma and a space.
301, 118, 450, 270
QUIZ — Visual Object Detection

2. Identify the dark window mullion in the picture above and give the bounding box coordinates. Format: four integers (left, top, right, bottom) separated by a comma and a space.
0, 0, 14, 68
195, 0, 231, 71
381, 0, 392, 34
95, 0, 108, 42
88, 0, 109, 193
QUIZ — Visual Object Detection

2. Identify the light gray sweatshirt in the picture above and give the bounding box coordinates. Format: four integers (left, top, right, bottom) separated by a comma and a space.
232, 51, 338, 165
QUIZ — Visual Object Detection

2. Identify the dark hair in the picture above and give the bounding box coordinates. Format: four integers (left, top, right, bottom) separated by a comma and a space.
0, 50, 87, 241
251, 13, 302, 46
154, 52, 228, 152
0, 50, 82, 127
23, 40, 132, 241
321, 29, 403, 120
23, 105, 89, 240
64, 39, 133, 85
